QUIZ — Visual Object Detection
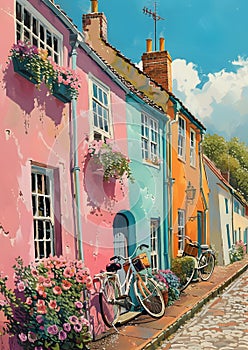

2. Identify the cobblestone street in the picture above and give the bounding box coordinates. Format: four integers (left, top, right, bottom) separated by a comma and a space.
158, 269, 248, 350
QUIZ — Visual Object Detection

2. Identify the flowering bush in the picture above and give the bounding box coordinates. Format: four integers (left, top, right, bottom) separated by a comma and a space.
229, 240, 247, 263
87, 139, 134, 182
9, 41, 80, 99
152, 271, 168, 293
154, 270, 180, 306
0, 256, 92, 350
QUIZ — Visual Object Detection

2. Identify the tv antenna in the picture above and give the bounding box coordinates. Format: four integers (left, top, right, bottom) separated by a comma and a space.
143, 2, 165, 51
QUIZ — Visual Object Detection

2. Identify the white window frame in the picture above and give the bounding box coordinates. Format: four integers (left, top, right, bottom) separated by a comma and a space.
178, 209, 185, 253
141, 113, 159, 165
89, 75, 112, 141
178, 116, 186, 160
190, 128, 196, 167
31, 165, 55, 260
15, 0, 63, 64
150, 219, 160, 270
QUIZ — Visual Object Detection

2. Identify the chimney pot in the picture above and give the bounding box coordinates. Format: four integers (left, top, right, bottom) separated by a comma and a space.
159, 37, 165, 52
91, 0, 98, 13
146, 39, 152, 53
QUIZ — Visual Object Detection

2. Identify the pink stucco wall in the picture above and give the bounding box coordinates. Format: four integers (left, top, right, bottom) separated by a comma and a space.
0, 0, 130, 347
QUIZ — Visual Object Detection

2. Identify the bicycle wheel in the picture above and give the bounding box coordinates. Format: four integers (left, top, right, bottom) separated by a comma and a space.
99, 278, 121, 328
198, 251, 215, 281
134, 274, 165, 318
172, 256, 196, 292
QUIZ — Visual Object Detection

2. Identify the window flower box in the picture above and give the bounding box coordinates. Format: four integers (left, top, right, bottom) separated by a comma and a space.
52, 81, 73, 103
12, 56, 40, 84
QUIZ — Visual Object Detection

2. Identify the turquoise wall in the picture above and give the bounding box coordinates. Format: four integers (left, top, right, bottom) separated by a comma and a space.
126, 95, 169, 269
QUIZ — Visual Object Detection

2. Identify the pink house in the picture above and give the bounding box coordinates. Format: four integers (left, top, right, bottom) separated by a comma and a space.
0, 0, 139, 347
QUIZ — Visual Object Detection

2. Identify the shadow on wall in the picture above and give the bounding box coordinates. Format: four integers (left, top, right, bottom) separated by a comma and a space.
2, 62, 64, 128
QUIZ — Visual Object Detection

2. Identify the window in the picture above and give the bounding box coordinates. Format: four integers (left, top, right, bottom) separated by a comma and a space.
178, 117, 186, 160
16, 1, 62, 63
150, 219, 159, 270
90, 78, 111, 141
178, 209, 185, 252
225, 198, 229, 214
190, 129, 196, 166
226, 224, 231, 249
31, 166, 54, 260
141, 113, 159, 164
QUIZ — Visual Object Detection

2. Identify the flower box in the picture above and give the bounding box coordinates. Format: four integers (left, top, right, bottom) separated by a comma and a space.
12, 56, 39, 84
52, 81, 73, 103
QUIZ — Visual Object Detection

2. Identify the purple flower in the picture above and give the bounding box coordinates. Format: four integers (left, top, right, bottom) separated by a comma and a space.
75, 301, 83, 309
35, 347, 43, 350
58, 330, 67, 341
63, 323, 71, 332
73, 323, 82, 333
36, 315, 44, 324
47, 325, 59, 335
18, 333, 27, 342
69, 315, 79, 324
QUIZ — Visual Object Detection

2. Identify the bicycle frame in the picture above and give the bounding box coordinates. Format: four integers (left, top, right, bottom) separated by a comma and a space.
93, 244, 150, 309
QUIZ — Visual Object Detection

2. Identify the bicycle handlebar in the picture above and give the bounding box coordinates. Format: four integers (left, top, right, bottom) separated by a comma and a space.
109, 243, 149, 262
177, 234, 199, 246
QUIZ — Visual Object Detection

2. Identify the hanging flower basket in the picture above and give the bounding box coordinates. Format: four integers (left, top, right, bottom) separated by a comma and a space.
52, 82, 73, 103
12, 56, 40, 85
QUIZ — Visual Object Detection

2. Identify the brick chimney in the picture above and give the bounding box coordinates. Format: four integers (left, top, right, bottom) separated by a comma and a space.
141, 37, 172, 92
82, 0, 107, 41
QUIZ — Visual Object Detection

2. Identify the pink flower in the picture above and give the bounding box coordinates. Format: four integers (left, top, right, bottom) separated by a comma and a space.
63, 323, 71, 332
17, 281, 25, 292
47, 325, 59, 335
75, 301, 83, 309
36, 299, 47, 314
58, 330, 67, 341
69, 315, 79, 324
61, 280, 72, 291
28, 332, 37, 343
53, 286, 62, 295
25, 297, 32, 305
80, 316, 90, 326
18, 333, 27, 342
63, 266, 75, 278
73, 323, 82, 332
48, 300, 58, 309
36, 315, 44, 324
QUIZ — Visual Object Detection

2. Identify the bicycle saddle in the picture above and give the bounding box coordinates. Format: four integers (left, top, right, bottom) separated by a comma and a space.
106, 262, 122, 272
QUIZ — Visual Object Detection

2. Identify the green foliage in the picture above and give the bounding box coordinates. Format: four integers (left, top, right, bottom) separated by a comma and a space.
87, 139, 134, 182
0, 256, 92, 349
171, 257, 195, 289
229, 240, 246, 263
203, 133, 248, 201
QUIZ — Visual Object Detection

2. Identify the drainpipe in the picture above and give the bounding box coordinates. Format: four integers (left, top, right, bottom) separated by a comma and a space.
70, 33, 84, 261
163, 122, 169, 269
199, 132, 208, 243
167, 100, 180, 267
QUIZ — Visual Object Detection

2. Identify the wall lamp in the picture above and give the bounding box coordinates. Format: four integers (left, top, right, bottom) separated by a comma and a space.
185, 181, 196, 202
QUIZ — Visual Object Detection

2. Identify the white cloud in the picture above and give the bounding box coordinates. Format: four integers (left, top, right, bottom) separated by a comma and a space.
172, 57, 248, 143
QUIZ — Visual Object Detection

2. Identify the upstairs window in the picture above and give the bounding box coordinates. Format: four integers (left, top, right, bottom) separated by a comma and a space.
178, 117, 186, 160
16, 0, 62, 64
141, 113, 159, 165
31, 166, 55, 260
190, 129, 196, 167
225, 198, 229, 214
90, 77, 111, 141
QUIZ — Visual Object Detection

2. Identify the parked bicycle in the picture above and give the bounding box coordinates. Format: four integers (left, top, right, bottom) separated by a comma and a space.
93, 244, 165, 328
175, 235, 216, 292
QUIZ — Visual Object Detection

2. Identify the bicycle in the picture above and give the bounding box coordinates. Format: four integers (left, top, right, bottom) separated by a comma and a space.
174, 235, 216, 292
93, 244, 165, 328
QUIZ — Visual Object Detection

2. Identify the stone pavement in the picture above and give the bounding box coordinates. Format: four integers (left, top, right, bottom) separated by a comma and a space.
158, 268, 248, 349
89, 256, 248, 350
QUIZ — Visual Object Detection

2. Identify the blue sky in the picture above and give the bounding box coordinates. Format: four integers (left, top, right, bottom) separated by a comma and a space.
56, 0, 248, 143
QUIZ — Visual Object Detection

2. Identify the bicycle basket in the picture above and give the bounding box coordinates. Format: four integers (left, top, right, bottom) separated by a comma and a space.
184, 242, 198, 257
132, 252, 150, 272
